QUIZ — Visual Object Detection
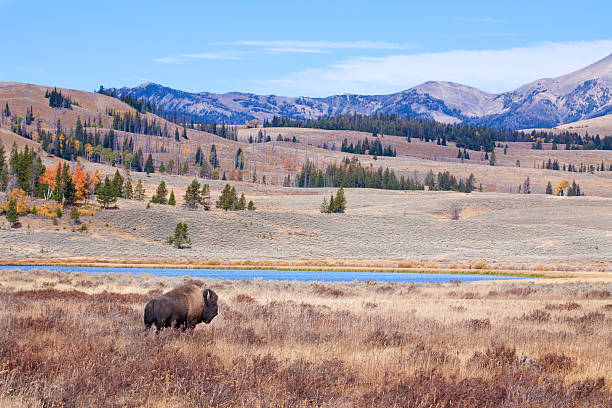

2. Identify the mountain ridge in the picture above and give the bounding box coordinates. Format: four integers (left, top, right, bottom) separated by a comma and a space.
116, 53, 612, 130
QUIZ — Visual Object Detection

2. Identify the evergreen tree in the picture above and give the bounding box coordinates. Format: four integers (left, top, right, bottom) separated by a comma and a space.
175, 128, 180, 141
123, 176, 133, 199
134, 179, 146, 201
168, 190, 176, 206
169, 222, 191, 248
111, 169, 124, 198
216, 184, 238, 210
62, 163, 76, 205
151, 180, 168, 204
96, 176, 117, 209
545, 181, 553, 195
5, 199, 19, 227
489, 151, 496, 166
144, 154, 154, 174
247, 200, 255, 211
209, 144, 219, 168
331, 187, 346, 213
237, 193, 246, 210
184, 179, 202, 209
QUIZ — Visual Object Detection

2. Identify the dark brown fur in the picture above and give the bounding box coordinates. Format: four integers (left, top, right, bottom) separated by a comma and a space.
144, 284, 218, 332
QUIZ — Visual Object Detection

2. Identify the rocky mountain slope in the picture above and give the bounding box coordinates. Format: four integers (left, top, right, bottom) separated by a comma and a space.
116, 54, 612, 130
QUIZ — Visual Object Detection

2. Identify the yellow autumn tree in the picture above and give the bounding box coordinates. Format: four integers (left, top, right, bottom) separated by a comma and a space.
3, 189, 29, 214
555, 180, 569, 196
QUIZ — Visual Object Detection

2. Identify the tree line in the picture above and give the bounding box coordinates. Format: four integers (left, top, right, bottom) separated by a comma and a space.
293, 157, 475, 193
340, 138, 396, 157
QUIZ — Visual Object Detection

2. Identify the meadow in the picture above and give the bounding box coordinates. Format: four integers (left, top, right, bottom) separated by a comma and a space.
0, 268, 610, 407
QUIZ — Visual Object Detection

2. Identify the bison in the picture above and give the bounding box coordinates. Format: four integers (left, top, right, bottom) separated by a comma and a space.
144, 284, 218, 332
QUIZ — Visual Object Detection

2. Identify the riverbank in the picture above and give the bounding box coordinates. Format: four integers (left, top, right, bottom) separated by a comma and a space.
3, 257, 608, 279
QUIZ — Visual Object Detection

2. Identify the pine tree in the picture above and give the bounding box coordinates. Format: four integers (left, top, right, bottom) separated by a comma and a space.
170, 222, 191, 248
247, 200, 255, 211
111, 170, 124, 198
134, 179, 146, 201
168, 190, 176, 206
209, 145, 219, 168
123, 176, 133, 199
175, 128, 180, 142
489, 151, 496, 166
184, 179, 202, 209
545, 181, 553, 195
151, 181, 168, 204
62, 164, 76, 205
5, 199, 18, 227
237, 193, 246, 210
216, 184, 237, 210
96, 176, 117, 209
144, 154, 154, 174
332, 187, 346, 213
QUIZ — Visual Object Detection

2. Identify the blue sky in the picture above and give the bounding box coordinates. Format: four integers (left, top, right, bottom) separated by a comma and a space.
1, 0, 611, 96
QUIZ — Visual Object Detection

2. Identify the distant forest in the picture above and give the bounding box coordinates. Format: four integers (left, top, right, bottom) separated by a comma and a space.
264, 114, 612, 151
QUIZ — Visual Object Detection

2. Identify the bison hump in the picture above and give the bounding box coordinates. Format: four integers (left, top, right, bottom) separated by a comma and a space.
166, 284, 205, 325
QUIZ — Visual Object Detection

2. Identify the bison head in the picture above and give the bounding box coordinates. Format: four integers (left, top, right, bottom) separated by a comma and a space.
202, 289, 218, 324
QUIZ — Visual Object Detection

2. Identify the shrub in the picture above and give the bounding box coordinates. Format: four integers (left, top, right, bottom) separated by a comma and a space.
521, 309, 551, 322
539, 353, 574, 373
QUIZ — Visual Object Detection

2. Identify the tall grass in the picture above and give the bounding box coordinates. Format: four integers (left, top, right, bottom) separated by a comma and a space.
0, 269, 610, 406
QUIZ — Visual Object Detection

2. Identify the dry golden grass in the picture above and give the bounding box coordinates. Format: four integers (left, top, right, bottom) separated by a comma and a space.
0, 268, 610, 406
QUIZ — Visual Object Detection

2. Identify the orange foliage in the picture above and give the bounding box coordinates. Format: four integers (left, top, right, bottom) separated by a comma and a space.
39, 163, 59, 188
3, 189, 29, 214
72, 164, 89, 202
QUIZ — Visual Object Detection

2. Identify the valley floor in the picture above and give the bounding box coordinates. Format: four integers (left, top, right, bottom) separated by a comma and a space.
1, 186, 611, 275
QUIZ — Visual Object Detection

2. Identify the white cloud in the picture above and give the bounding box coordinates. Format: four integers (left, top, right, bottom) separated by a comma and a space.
253, 40, 612, 96
182, 53, 244, 60
264, 47, 328, 54
153, 57, 182, 64
232, 40, 415, 51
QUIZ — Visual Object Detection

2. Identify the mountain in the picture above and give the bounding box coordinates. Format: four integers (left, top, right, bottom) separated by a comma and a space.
116, 54, 612, 130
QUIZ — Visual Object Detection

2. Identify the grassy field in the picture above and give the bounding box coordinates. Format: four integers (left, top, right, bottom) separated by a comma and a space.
1, 187, 611, 273
0, 268, 609, 407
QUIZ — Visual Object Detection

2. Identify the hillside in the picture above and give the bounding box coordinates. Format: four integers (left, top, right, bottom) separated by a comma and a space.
523, 113, 612, 137
115, 53, 612, 129
1, 82, 611, 199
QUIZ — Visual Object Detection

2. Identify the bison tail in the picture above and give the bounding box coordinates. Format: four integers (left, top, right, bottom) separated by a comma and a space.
144, 299, 155, 329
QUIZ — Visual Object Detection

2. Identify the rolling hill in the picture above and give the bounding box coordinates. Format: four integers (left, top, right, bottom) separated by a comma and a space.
115, 53, 612, 129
